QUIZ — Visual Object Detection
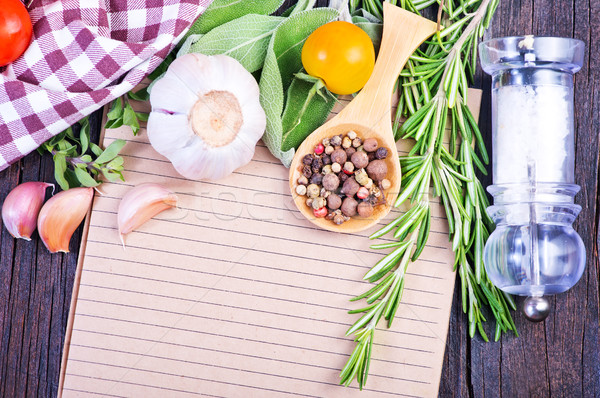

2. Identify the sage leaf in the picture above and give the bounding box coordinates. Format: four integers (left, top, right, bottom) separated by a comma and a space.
74, 167, 101, 187
188, 0, 285, 36
281, 76, 336, 151
95, 139, 126, 165
185, 14, 284, 73
354, 21, 382, 51
260, 8, 339, 166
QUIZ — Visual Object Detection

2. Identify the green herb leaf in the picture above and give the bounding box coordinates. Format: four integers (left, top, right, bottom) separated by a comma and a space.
281, 76, 336, 151
188, 0, 285, 36
184, 14, 285, 73
74, 167, 101, 187
106, 97, 123, 121
123, 103, 140, 135
53, 154, 69, 191
259, 7, 339, 166
95, 139, 126, 164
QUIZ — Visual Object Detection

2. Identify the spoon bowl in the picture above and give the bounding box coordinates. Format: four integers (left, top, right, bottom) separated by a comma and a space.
289, 3, 437, 233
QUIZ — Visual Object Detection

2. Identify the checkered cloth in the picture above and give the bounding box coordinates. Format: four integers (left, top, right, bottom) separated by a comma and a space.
0, 0, 212, 170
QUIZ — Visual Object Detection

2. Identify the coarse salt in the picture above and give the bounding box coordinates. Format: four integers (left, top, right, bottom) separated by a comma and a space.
493, 84, 573, 184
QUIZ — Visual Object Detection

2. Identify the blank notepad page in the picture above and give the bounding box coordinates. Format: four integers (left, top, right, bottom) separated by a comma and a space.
59, 90, 481, 397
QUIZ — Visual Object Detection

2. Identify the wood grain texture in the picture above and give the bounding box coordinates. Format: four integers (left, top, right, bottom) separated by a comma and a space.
0, 1, 598, 397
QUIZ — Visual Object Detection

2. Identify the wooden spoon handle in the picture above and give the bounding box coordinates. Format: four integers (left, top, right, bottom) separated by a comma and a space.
347, 3, 437, 125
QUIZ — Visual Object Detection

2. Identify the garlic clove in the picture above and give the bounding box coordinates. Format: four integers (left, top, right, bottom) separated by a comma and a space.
147, 112, 195, 156
117, 183, 178, 244
37, 187, 94, 253
1, 181, 54, 240
149, 72, 199, 115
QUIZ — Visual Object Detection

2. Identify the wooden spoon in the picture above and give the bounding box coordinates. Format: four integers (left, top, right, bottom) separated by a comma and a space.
289, 3, 437, 233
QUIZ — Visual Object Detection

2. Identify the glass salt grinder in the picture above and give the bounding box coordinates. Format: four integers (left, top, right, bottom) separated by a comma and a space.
479, 36, 586, 322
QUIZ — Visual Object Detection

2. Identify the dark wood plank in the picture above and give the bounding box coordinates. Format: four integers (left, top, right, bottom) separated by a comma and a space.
440, 0, 600, 397
0, 2, 598, 397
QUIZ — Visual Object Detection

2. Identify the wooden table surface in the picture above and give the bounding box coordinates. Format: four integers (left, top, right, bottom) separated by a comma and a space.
1, 1, 599, 397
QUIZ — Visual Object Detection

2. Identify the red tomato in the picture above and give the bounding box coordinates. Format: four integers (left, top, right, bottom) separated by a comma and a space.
0, 0, 33, 66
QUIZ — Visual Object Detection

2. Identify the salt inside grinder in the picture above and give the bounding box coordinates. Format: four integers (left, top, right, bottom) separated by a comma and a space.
479, 36, 586, 321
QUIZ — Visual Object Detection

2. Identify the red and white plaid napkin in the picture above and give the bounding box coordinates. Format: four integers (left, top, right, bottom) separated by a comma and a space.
0, 0, 212, 170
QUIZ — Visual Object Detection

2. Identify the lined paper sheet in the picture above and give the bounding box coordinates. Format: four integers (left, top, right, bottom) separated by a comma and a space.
59, 88, 481, 397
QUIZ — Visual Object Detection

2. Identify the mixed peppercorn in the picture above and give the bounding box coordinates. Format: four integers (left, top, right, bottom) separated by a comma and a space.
295, 131, 391, 225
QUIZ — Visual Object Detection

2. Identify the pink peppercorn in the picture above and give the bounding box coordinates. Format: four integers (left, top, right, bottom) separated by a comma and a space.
356, 187, 369, 199
313, 207, 328, 218
314, 143, 324, 155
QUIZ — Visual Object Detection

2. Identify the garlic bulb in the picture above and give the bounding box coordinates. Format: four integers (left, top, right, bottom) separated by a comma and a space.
147, 53, 266, 180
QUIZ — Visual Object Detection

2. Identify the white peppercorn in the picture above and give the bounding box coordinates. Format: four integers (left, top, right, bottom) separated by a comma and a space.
352, 137, 362, 148
325, 145, 335, 155
347, 130, 357, 140
322, 164, 333, 174
295, 185, 307, 196
381, 178, 391, 190
331, 162, 342, 173
322, 137, 330, 146
343, 161, 354, 174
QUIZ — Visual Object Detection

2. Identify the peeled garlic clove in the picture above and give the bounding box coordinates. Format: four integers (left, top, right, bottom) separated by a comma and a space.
1, 182, 54, 240
118, 183, 178, 242
147, 53, 266, 181
38, 187, 94, 253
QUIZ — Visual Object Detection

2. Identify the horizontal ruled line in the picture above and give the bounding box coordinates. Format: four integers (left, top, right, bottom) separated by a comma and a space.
80, 255, 439, 326
70, 325, 433, 379
87, 222, 446, 291
71, 325, 432, 374
121, 153, 289, 182
65, 372, 316, 397
68, 350, 428, 394
74, 300, 435, 354
61, 387, 127, 397
84, 239, 440, 310
79, 281, 439, 339
89, 205, 450, 254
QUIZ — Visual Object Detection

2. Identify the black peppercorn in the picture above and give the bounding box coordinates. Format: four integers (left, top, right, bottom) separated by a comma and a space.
322, 154, 332, 165
375, 147, 389, 159
367, 151, 376, 162
311, 157, 323, 173
339, 172, 349, 182
302, 165, 312, 178
303, 154, 313, 165
310, 172, 323, 185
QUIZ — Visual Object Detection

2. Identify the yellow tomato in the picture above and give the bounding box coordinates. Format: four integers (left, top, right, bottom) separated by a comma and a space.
301, 21, 375, 95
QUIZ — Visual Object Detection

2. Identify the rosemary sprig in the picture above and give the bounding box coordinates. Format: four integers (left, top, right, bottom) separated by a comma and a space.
341, 0, 516, 389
